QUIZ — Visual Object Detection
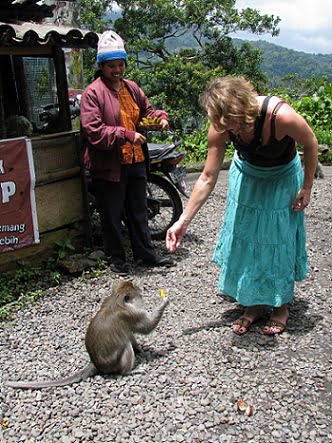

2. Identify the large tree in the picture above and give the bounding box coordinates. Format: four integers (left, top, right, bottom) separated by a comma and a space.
114, 0, 279, 64
80, 0, 280, 129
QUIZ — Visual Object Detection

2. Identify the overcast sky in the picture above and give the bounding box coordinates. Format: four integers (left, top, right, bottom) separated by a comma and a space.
232, 0, 332, 54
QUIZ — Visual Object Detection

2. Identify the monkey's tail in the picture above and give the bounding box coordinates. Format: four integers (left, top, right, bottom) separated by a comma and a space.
6, 362, 98, 390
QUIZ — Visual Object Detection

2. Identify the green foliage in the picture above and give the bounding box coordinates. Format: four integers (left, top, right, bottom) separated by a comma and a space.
319, 152, 332, 165
51, 271, 62, 286
35, 68, 50, 97
182, 120, 209, 163
53, 237, 76, 260
0, 252, 107, 321
79, 259, 108, 280
204, 39, 268, 91
315, 128, 332, 164
270, 76, 332, 152
270, 76, 332, 133
315, 128, 332, 146
0, 267, 42, 304
0, 290, 43, 322
270, 74, 332, 101
0, 266, 44, 322
292, 85, 332, 130
80, 0, 110, 32
127, 58, 225, 130
182, 120, 234, 164
321, 152, 332, 165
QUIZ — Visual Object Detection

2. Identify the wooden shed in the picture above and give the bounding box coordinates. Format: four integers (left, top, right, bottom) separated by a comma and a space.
0, 6, 99, 272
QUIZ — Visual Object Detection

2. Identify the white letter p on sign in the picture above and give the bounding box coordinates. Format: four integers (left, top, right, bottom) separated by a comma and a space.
1, 181, 16, 203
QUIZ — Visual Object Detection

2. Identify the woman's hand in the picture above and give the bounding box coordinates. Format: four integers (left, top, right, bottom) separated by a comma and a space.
292, 188, 311, 212
166, 219, 188, 252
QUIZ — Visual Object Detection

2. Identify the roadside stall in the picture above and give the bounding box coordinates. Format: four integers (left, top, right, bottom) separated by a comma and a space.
0, 1, 98, 271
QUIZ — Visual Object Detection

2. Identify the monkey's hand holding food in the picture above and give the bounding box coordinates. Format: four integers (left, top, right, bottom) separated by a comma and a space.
159, 289, 171, 309
159, 295, 170, 309
138, 117, 163, 131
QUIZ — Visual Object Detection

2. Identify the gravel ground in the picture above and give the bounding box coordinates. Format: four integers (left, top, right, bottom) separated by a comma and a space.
0, 167, 331, 443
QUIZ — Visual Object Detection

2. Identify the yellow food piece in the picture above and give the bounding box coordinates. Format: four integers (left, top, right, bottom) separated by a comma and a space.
141, 117, 161, 125
159, 288, 166, 299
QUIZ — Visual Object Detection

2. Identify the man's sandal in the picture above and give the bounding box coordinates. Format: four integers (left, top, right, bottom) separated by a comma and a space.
262, 319, 286, 335
232, 318, 253, 335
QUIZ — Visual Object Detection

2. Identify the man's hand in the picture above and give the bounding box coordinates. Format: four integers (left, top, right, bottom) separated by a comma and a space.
134, 132, 147, 145
159, 119, 169, 131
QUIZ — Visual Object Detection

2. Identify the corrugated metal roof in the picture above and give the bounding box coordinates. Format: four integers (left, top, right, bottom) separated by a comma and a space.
0, 0, 55, 22
0, 21, 99, 48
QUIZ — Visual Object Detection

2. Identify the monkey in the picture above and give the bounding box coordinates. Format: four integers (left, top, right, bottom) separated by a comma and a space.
6, 281, 169, 390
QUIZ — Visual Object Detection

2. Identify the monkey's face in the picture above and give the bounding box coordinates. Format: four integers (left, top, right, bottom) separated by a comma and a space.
113, 281, 144, 309
122, 289, 144, 309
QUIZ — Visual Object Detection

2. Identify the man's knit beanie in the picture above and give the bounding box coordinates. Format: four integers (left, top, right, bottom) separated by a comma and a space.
96, 30, 128, 64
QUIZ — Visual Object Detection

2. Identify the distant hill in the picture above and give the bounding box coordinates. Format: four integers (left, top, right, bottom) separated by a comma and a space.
232, 38, 332, 85
166, 35, 332, 85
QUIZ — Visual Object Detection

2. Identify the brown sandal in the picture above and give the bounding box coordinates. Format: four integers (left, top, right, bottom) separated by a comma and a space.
262, 319, 286, 335
232, 318, 253, 335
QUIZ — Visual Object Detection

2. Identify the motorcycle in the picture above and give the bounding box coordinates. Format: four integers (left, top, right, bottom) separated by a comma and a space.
38, 97, 81, 133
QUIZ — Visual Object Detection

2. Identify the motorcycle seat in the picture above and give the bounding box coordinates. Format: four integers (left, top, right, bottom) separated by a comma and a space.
148, 142, 182, 160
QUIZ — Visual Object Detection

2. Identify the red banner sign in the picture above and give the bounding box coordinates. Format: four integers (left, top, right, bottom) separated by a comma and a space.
0, 137, 39, 253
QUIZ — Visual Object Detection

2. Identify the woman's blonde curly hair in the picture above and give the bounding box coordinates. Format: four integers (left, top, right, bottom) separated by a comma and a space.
199, 77, 260, 133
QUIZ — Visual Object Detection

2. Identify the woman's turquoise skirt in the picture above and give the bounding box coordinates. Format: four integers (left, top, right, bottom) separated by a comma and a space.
212, 152, 308, 307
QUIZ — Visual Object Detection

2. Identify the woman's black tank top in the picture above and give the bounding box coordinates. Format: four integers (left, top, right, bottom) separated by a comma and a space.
229, 97, 296, 167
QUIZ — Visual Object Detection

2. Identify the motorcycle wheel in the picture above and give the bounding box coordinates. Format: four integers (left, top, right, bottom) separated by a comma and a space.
147, 173, 183, 240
